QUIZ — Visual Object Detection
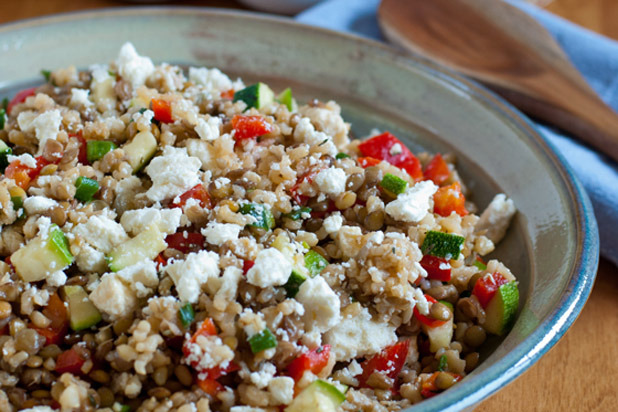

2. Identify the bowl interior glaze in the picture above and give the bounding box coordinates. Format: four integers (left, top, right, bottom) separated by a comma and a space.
0, 8, 599, 411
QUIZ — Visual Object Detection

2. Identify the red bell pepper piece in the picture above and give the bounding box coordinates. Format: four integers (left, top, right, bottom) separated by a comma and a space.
420, 255, 451, 282
5, 156, 55, 190
357, 156, 381, 168
7, 87, 37, 115
287, 345, 331, 382
242, 260, 255, 275
151, 98, 174, 124
231, 115, 273, 141
197, 377, 224, 396
74, 133, 89, 165
33, 292, 68, 346
154, 253, 168, 270
413, 295, 447, 328
196, 361, 241, 396
472, 272, 509, 309
220, 89, 235, 100
424, 153, 450, 186
289, 169, 320, 206
357, 340, 409, 388
358, 132, 423, 181
165, 232, 205, 254
183, 318, 218, 360
172, 184, 211, 209
55, 348, 86, 375
433, 182, 468, 217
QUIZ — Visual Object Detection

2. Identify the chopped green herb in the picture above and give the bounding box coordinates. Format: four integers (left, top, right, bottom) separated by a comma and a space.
0, 109, 6, 130
392, 247, 396, 254
284, 206, 312, 220
41, 70, 52, 82
438, 354, 448, 371
74, 176, 100, 203
421, 231, 465, 259
1, 98, 8, 111
239, 203, 275, 231
178, 303, 195, 328
319, 139, 329, 146
248, 328, 277, 354
86, 140, 117, 164
335, 152, 351, 160
473, 258, 487, 271
380, 173, 408, 196
108, 70, 116, 77
304, 250, 329, 277
138, 108, 147, 114
0, 140, 12, 173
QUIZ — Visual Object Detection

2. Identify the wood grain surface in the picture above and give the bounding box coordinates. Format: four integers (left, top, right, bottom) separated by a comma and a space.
1, 1, 616, 411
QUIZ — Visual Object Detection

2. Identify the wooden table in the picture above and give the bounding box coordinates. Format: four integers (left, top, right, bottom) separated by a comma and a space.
1, 1, 617, 411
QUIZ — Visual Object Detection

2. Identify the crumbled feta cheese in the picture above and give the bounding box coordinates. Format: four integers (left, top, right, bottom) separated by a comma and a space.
115, 259, 159, 298
165, 251, 220, 303
295, 276, 341, 334
389, 143, 403, 156
184, 138, 214, 170
213, 266, 242, 312
323, 212, 343, 234
189, 67, 233, 93
116, 42, 155, 89
476, 194, 516, 243
268, 376, 295, 405
413, 287, 429, 315
7, 153, 37, 168
72, 214, 129, 253
89, 273, 137, 320
20, 407, 56, 412
23, 196, 58, 215
17, 109, 62, 153
46, 270, 67, 287
229, 407, 268, 412
131, 109, 154, 131
249, 362, 276, 388
69, 88, 93, 108
324, 307, 397, 362
120, 207, 182, 236
335, 225, 364, 258
314, 167, 346, 196
246, 248, 292, 288
201, 221, 242, 246
195, 116, 221, 141
144, 146, 201, 202
385, 180, 438, 223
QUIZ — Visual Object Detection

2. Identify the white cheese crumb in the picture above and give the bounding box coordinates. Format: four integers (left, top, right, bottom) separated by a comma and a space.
268, 376, 295, 405
17, 109, 62, 153
189, 67, 234, 93
389, 143, 403, 156
120, 207, 182, 236
69, 88, 93, 108
476, 193, 517, 243
165, 251, 220, 303
46, 270, 67, 287
201, 221, 242, 246
7, 153, 37, 168
249, 362, 277, 389
116, 42, 155, 89
323, 212, 343, 234
246, 248, 292, 288
296, 276, 341, 334
89, 273, 137, 320
195, 116, 221, 141
144, 146, 201, 202
115, 259, 159, 298
385, 180, 438, 223
23, 196, 58, 215
72, 214, 128, 254
314, 167, 346, 196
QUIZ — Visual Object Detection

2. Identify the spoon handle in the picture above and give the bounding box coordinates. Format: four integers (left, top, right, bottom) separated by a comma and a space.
378, 0, 618, 162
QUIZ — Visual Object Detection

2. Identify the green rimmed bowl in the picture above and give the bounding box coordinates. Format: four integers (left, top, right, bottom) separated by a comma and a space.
0, 8, 599, 411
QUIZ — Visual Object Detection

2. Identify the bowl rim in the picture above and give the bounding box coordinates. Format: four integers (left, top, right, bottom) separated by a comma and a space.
0, 7, 600, 411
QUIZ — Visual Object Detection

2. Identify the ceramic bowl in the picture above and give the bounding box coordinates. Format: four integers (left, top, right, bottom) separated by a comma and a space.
0, 8, 599, 411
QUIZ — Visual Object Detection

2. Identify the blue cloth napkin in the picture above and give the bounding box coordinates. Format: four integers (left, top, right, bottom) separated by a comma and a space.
297, 0, 618, 267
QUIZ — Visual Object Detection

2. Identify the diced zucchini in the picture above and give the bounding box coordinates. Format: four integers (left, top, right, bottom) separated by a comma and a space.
248, 328, 278, 354
178, 303, 195, 328
122, 130, 157, 172
87, 140, 117, 164
276, 87, 297, 112
112, 403, 131, 412
0, 139, 12, 172
12, 225, 73, 282
285, 380, 346, 412
335, 152, 350, 160
424, 317, 454, 353
239, 203, 275, 231
421, 231, 465, 260
438, 354, 448, 371
305, 250, 328, 277
74, 176, 100, 203
64, 285, 101, 331
233, 83, 274, 110
482, 281, 519, 335
380, 173, 408, 196
473, 257, 487, 271
0, 109, 6, 131
107, 225, 167, 272
283, 269, 307, 298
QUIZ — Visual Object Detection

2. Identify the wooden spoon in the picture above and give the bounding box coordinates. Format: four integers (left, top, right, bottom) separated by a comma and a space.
378, 0, 618, 162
